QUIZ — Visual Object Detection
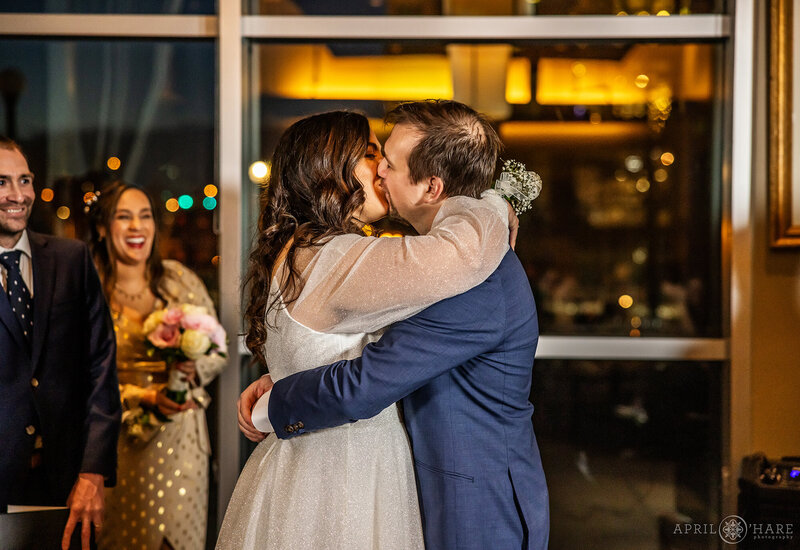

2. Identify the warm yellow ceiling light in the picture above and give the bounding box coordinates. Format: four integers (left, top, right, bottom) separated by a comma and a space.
536, 44, 712, 105
499, 121, 650, 146
537, 57, 636, 105
506, 57, 531, 104
259, 44, 531, 114
260, 44, 452, 101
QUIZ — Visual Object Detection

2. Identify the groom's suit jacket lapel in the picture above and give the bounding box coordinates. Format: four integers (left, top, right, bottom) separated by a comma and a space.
29, 231, 57, 372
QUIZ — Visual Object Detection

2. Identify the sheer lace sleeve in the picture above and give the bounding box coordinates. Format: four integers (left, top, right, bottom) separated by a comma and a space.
289, 193, 509, 333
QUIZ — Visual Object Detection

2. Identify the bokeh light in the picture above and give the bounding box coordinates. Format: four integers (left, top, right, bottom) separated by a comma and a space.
83, 191, 98, 206
248, 161, 270, 183
625, 155, 643, 173
178, 195, 193, 210
571, 62, 587, 78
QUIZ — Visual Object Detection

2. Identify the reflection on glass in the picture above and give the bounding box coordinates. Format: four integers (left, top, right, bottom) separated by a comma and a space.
249, 0, 724, 16
248, 40, 722, 337
1, 36, 218, 542
0, 39, 217, 299
532, 360, 721, 549
0, 0, 214, 14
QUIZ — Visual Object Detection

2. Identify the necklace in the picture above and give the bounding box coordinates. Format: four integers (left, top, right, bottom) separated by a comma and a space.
114, 283, 149, 301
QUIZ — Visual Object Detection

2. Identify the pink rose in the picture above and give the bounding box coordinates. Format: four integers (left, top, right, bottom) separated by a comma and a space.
148, 323, 181, 348
181, 312, 219, 334
163, 307, 184, 326
210, 324, 227, 354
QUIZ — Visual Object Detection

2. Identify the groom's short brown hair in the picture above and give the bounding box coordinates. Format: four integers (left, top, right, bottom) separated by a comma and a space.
385, 100, 501, 198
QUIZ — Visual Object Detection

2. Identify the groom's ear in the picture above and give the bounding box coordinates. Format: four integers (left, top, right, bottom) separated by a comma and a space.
422, 176, 445, 203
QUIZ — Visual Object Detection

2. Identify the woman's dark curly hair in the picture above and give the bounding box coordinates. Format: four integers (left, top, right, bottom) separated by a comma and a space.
244, 111, 372, 365
87, 180, 164, 304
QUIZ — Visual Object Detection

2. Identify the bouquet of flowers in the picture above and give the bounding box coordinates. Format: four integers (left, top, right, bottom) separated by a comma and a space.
493, 159, 542, 215
143, 304, 227, 404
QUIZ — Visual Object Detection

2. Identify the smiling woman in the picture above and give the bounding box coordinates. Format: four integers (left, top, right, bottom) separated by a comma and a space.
106, 188, 156, 267
86, 181, 227, 550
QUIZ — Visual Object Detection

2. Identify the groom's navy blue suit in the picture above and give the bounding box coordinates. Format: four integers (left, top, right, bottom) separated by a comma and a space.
268, 250, 549, 550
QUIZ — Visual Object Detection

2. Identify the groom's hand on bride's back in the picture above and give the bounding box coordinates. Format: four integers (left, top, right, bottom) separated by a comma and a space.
237, 374, 274, 442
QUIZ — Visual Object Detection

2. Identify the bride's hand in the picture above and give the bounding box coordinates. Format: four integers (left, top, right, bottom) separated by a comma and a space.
237, 374, 274, 442
506, 201, 519, 250
174, 360, 197, 384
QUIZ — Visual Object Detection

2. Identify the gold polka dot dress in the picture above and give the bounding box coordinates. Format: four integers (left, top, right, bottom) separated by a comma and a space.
99, 261, 226, 550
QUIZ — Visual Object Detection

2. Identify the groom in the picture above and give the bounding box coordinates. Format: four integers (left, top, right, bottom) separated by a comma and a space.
239, 100, 549, 550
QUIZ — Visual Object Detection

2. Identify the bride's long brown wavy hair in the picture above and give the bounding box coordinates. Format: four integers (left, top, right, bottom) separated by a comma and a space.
244, 111, 372, 364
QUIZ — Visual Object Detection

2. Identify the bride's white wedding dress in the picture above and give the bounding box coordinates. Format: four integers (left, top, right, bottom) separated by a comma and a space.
216, 195, 509, 550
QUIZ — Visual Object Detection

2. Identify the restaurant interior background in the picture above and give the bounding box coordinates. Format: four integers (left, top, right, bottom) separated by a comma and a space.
1, 1, 798, 548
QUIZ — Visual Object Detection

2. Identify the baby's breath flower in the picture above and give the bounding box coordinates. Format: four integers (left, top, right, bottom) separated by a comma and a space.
494, 159, 542, 215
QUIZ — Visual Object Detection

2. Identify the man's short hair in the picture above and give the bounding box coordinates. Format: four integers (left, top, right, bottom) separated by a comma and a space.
0, 136, 29, 165
385, 100, 502, 198
0, 136, 23, 154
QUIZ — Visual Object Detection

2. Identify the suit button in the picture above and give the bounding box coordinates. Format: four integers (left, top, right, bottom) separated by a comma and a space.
31, 378, 39, 388
285, 425, 295, 433
25, 425, 35, 435
296, 421, 304, 429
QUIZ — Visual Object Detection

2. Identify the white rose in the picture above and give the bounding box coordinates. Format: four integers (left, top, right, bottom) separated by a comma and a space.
180, 304, 208, 316
180, 329, 211, 360
142, 309, 166, 335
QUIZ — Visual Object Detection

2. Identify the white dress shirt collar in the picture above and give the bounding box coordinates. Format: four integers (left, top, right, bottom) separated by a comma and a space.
0, 230, 34, 295
0, 230, 32, 258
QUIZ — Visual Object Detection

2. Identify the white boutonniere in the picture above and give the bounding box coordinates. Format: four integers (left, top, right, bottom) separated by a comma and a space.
494, 159, 542, 215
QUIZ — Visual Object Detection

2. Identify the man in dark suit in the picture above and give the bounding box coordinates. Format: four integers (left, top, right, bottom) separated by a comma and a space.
238, 101, 549, 549
0, 137, 120, 550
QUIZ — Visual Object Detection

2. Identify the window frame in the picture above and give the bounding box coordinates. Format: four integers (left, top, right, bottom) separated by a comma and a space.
0, 2, 754, 527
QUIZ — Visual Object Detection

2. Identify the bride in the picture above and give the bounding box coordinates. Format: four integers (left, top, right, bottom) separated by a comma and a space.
216, 110, 510, 549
